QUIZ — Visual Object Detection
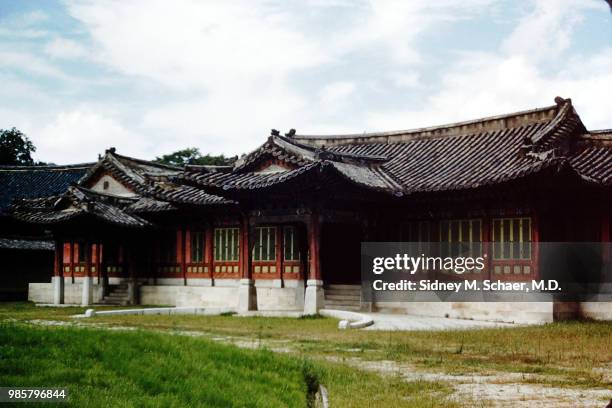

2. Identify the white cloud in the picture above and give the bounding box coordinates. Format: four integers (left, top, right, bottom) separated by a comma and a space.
1, 0, 610, 164
44, 38, 90, 59
33, 109, 148, 163
501, 0, 604, 61
319, 81, 356, 105
65, 0, 330, 90
365, 0, 612, 132
390, 71, 420, 88
0, 48, 67, 78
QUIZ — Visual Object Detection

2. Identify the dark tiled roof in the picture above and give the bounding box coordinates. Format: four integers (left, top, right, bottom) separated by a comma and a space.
326, 122, 564, 193
0, 163, 92, 214
12, 186, 152, 228
10, 149, 231, 227
78, 149, 230, 206
0, 238, 53, 251
184, 98, 609, 197
151, 184, 233, 206
570, 131, 612, 186
78, 149, 181, 194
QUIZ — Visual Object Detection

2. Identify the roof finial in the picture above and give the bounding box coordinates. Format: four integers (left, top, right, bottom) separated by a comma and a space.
554, 96, 566, 106
270, 129, 280, 137
106, 147, 116, 154
285, 128, 296, 137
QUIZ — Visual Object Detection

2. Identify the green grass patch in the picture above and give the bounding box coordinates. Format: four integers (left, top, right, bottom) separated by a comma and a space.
0, 322, 312, 407
2, 302, 610, 393
0, 321, 459, 407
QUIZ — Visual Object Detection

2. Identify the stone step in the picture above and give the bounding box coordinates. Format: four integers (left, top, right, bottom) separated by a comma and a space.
99, 300, 128, 306
324, 294, 361, 301
325, 291, 361, 298
325, 284, 361, 290
323, 303, 361, 312
324, 299, 361, 308
325, 287, 360, 293
103, 293, 128, 298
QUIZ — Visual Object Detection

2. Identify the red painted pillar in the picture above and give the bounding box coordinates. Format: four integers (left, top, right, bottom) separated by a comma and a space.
304, 212, 324, 314
53, 241, 62, 277
241, 216, 252, 279
177, 229, 186, 285
53, 240, 64, 305
308, 213, 322, 281
82, 241, 93, 305
276, 226, 282, 281
69, 242, 75, 283
205, 226, 213, 279
238, 214, 256, 311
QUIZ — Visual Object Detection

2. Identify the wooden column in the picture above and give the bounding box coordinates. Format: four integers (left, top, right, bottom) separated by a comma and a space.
275, 225, 282, 282
238, 214, 256, 311
205, 226, 214, 281
308, 213, 322, 280
127, 244, 137, 305
96, 243, 102, 283
69, 242, 75, 283
304, 212, 324, 315
81, 241, 92, 306
241, 216, 252, 280
53, 240, 64, 305
53, 240, 62, 277
100, 242, 108, 296
178, 228, 186, 285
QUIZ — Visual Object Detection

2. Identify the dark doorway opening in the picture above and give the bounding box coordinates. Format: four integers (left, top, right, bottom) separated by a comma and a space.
320, 223, 362, 284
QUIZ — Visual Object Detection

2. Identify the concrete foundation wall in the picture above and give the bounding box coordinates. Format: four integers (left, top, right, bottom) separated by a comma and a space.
28, 283, 54, 304
140, 279, 303, 310
28, 280, 104, 305
255, 280, 304, 311
375, 301, 556, 324
139, 285, 179, 306
578, 302, 612, 321
140, 285, 241, 308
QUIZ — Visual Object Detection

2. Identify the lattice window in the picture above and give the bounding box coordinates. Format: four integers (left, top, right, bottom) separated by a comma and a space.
253, 227, 276, 262
214, 228, 239, 262
283, 226, 300, 261
440, 219, 483, 258
190, 231, 205, 263
492, 217, 532, 260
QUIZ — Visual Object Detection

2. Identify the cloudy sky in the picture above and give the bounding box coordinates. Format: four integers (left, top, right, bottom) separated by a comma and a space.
0, 0, 610, 164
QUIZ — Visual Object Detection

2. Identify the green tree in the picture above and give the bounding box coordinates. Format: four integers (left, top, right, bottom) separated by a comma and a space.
0, 128, 36, 165
154, 147, 236, 167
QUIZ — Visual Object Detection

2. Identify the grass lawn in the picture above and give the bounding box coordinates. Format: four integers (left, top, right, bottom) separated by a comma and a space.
1, 302, 610, 405
65, 307, 611, 389
0, 319, 459, 407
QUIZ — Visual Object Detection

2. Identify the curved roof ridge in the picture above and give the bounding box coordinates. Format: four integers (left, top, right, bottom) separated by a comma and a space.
0, 163, 94, 171
107, 149, 182, 171
292, 103, 561, 147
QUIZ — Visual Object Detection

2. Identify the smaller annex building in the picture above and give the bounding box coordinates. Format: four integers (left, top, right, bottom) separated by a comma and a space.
9, 97, 612, 324
0, 163, 91, 300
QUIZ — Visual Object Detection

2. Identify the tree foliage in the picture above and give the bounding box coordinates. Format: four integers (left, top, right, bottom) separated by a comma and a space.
0, 128, 36, 166
154, 147, 236, 167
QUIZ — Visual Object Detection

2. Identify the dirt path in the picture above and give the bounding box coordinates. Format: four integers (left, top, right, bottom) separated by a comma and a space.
18, 319, 612, 407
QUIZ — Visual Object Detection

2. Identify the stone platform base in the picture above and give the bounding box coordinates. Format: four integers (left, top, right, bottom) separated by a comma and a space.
374, 301, 612, 324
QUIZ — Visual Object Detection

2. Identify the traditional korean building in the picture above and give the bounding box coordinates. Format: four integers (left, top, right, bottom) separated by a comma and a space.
10, 97, 612, 323
0, 163, 91, 300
